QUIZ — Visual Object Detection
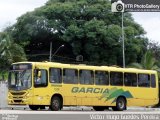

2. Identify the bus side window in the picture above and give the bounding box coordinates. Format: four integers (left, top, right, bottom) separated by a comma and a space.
49, 68, 62, 83
95, 71, 109, 85
110, 72, 123, 86
124, 73, 137, 87
138, 74, 150, 87
63, 69, 78, 84
151, 74, 156, 88
80, 70, 94, 85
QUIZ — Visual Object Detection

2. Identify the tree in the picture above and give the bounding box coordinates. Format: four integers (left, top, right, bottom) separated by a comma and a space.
5, 0, 148, 66
148, 41, 160, 62
128, 50, 160, 71
0, 32, 27, 70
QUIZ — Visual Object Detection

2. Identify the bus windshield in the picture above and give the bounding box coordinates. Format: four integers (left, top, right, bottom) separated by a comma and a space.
8, 69, 32, 90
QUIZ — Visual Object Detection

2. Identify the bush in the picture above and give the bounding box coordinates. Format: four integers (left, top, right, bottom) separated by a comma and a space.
0, 71, 8, 81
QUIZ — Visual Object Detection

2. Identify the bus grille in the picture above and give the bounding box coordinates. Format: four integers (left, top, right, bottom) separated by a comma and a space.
11, 92, 26, 95
14, 100, 22, 103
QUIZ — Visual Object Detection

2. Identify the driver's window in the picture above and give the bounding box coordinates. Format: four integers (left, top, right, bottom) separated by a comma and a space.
34, 69, 48, 87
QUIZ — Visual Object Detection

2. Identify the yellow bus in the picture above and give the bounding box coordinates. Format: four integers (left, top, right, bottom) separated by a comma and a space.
8, 62, 159, 111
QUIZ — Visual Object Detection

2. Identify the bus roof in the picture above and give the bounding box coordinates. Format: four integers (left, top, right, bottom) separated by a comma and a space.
12, 61, 157, 74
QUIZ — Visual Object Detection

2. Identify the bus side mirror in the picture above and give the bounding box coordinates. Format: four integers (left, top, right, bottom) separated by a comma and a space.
34, 69, 41, 77
38, 71, 41, 77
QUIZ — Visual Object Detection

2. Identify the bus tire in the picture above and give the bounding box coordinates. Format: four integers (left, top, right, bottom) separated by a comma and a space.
112, 97, 126, 111
50, 96, 62, 111
29, 105, 39, 110
93, 106, 105, 111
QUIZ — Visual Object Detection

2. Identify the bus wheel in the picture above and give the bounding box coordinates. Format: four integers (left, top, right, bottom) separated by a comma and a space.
50, 96, 62, 111
112, 97, 126, 111
29, 105, 39, 110
93, 106, 105, 111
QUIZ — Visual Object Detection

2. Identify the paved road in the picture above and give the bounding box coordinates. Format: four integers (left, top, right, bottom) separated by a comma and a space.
1, 107, 160, 120
1, 109, 160, 120
1, 105, 160, 111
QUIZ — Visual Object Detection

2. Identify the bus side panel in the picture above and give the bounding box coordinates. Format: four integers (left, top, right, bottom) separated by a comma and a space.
33, 87, 51, 105
124, 86, 159, 107
62, 84, 78, 105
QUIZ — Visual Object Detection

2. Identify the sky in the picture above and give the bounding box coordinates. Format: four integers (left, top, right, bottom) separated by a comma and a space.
0, 0, 47, 30
0, 0, 160, 44
132, 12, 160, 44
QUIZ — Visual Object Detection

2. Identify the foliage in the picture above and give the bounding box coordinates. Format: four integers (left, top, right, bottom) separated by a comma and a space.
0, 71, 8, 81
148, 41, 160, 62
4, 0, 149, 66
128, 50, 160, 71
0, 32, 27, 71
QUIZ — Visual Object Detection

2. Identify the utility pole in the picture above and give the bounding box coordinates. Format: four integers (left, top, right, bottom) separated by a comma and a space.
111, 0, 125, 67
122, 12, 125, 68
49, 42, 52, 62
